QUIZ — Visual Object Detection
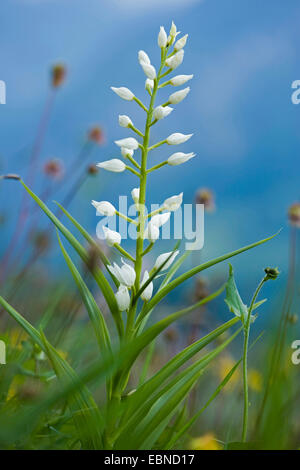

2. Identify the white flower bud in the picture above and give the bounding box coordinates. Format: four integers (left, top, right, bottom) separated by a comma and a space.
115, 137, 139, 150
119, 115, 133, 128
138, 50, 151, 65
145, 79, 154, 91
131, 187, 140, 203
170, 74, 193, 86
166, 133, 193, 145
162, 193, 183, 212
150, 212, 170, 227
154, 250, 179, 271
103, 226, 121, 246
167, 152, 196, 166
158, 26, 168, 48
121, 147, 134, 159
174, 34, 188, 51
111, 86, 134, 101
169, 87, 190, 104
91, 200, 116, 216
97, 159, 126, 172
165, 50, 184, 70
108, 260, 136, 287
153, 105, 173, 120
144, 223, 160, 243
115, 285, 130, 311
170, 21, 177, 37
140, 62, 157, 80
141, 270, 153, 301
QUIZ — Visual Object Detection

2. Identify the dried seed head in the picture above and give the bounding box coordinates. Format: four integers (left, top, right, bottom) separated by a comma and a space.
31, 230, 51, 255
288, 202, 300, 228
88, 126, 104, 145
264, 267, 280, 280
51, 63, 66, 88
194, 277, 209, 301
43, 158, 64, 180
195, 188, 215, 212
87, 163, 99, 175
164, 326, 179, 343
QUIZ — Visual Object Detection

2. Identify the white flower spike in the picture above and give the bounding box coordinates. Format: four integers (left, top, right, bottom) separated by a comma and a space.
166, 133, 193, 145
103, 226, 121, 246
154, 251, 179, 271
144, 223, 160, 243
170, 74, 193, 86
115, 285, 130, 311
119, 115, 133, 128
97, 159, 126, 172
151, 212, 171, 227
165, 50, 184, 70
141, 270, 153, 301
91, 200, 116, 216
162, 193, 183, 212
140, 62, 157, 80
168, 152, 196, 166
111, 87, 134, 101
108, 260, 136, 287
169, 87, 190, 104
138, 50, 151, 65
174, 34, 188, 52
115, 137, 139, 150
121, 147, 134, 159
158, 26, 168, 48
153, 105, 173, 121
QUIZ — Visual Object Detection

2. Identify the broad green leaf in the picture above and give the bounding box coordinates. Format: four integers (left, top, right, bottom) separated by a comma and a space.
224, 263, 248, 323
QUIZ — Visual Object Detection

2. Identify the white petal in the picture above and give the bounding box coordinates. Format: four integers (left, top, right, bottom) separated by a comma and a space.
170, 74, 193, 86
162, 193, 183, 212
169, 87, 190, 104
115, 285, 130, 311
174, 34, 188, 51
138, 50, 150, 65
91, 200, 116, 216
119, 115, 133, 128
103, 226, 121, 246
140, 62, 157, 80
165, 50, 184, 70
151, 212, 170, 227
115, 137, 139, 150
154, 251, 179, 271
144, 223, 159, 242
153, 105, 173, 120
141, 270, 153, 301
166, 133, 193, 145
167, 152, 196, 166
111, 86, 134, 101
158, 26, 168, 48
97, 159, 126, 172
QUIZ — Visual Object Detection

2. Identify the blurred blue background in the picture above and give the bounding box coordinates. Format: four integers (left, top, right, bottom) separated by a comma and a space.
1, 0, 300, 315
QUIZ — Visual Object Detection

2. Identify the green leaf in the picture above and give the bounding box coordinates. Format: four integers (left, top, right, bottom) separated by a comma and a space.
116, 328, 241, 449
0, 296, 104, 449
19, 180, 122, 336
115, 316, 239, 443
224, 264, 248, 323
142, 231, 278, 317
56, 231, 111, 355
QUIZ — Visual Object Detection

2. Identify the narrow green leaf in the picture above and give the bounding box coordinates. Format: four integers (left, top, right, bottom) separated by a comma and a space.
56, 231, 111, 355
143, 231, 279, 316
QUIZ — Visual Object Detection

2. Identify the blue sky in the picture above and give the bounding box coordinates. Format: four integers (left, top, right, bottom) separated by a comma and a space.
1, 0, 300, 311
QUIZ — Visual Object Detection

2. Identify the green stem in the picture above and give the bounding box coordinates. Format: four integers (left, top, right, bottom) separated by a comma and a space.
242, 275, 267, 442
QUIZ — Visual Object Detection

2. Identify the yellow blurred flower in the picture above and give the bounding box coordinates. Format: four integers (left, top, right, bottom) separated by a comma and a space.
9, 328, 28, 348
216, 354, 240, 390
189, 433, 222, 450
248, 369, 263, 392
